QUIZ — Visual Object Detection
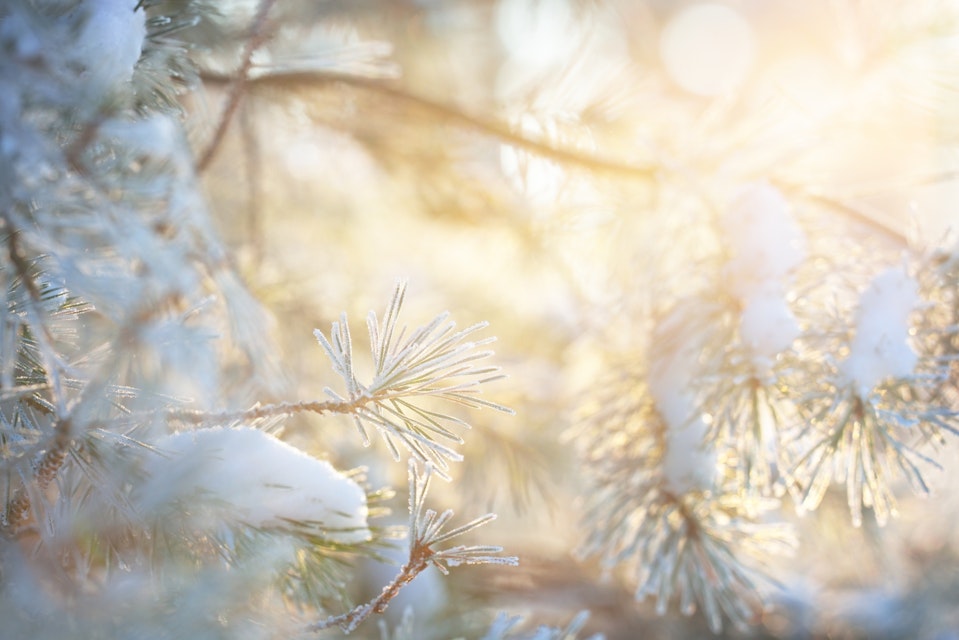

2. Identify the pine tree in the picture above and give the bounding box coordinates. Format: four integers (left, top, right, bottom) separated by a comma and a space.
2, 1, 959, 639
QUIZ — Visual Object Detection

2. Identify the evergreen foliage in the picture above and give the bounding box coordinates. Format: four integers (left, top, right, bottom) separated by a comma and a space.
2, 1, 959, 639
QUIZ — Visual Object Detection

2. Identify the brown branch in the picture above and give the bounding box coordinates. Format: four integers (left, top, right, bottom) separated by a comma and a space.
196, 0, 278, 173
1, 216, 58, 347
240, 99, 264, 264
306, 542, 434, 633
200, 69, 660, 181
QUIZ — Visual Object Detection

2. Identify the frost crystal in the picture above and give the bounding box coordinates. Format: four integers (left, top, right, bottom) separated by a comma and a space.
142, 427, 370, 543
840, 266, 919, 396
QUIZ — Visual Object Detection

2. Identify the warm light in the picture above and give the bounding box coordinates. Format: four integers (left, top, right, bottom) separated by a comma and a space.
659, 3, 757, 97
495, 0, 575, 68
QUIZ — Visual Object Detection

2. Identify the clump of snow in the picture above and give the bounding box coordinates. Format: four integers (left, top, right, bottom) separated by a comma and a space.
141, 427, 370, 544
0, 6, 42, 61
72, 0, 146, 93
364, 535, 447, 626
720, 183, 807, 366
721, 183, 806, 299
840, 266, 919, 396
739, 291, 801, 359
648, 323, 717, 494
661, 413, 716, 495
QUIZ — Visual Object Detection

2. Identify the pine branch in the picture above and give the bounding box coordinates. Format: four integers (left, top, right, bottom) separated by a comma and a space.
313, 281, 513, 478
578, 364, 795, 632
306, 461, 516, 634
199, 69, 910, 245
166, 399, 360, 425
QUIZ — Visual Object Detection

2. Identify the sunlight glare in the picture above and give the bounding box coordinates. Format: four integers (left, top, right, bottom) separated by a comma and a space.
495, 0, 575, 68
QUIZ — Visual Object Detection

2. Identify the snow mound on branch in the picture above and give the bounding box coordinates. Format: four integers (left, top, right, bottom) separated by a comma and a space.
740, 290, 801, 360
840, 267, 919, 396
73, 0, 146, 92
721, 183, 806, 298
648, 327, 717, 495
661, 413, 716, 495
721, 183, 806, 365
142, 427, 370, 544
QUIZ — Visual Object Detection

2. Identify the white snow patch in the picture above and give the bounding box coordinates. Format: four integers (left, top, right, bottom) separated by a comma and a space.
72, 0, 146, 92
840, 266, 919, 396
648, 331, 717, 494
721, 183, 806, 365
721, 182, 806, 299
739, 290, 801, 365
142, 427, 370, 544
661, 414, 717, 495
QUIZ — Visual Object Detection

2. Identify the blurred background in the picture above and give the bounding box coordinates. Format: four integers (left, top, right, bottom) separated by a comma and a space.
185, 1, 959, 637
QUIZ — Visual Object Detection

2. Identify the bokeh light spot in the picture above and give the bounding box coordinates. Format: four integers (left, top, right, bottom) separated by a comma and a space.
659, 3, 757, 97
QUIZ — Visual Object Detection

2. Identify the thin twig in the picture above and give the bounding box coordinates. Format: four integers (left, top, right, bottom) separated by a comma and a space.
305, 543, 433, 633
196, 0, 277, 172
773, 178, 907, 245
166, 398, 360, 425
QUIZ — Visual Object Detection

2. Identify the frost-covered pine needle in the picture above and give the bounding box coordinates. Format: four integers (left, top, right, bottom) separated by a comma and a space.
313, 282, 513, 477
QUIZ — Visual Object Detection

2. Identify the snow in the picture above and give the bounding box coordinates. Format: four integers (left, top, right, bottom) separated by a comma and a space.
739, 290, 801, 365
721, 183, 807, 365
721, 182, 806, 299
141, 427, 370, 544
72, 0, 146, 93
661, 414, 717, 495
840, 266, 919, 396
648, 322, 718, 494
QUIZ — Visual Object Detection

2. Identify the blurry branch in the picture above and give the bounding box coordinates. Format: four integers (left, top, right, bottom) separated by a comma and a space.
313, 281, 513, 477
167, 398, 366, 424
306, 462, 517, 634
0, 214, 70, 535
240, 100, 263, 264
199, 69, 659, 181
196, 0, 278, 172
772, 178, 907, 245
199, 69, 908, 245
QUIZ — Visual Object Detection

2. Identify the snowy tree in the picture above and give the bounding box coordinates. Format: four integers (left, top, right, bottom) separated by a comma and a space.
2, 1, 959, 639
